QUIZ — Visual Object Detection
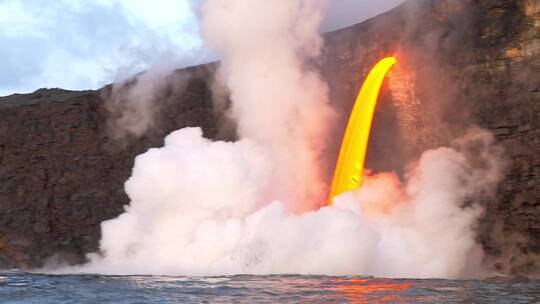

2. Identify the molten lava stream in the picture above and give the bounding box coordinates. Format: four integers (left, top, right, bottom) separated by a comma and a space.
329, 57, 397, 205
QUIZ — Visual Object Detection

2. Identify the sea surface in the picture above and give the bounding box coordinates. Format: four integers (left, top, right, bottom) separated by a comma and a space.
1, 270, 539, 303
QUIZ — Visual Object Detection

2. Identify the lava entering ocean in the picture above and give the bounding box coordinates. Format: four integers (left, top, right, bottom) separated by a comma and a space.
329, 57, 397, 204
54, 0, 505, 279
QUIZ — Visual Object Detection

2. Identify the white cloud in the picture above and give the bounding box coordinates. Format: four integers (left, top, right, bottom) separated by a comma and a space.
0, 0, 404, 96
0, 0, 48, 37
0, 0, 203, 96
111, 0, 193, 28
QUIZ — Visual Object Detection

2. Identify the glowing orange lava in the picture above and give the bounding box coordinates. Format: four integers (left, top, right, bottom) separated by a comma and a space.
329, 57, 397, 205
335, 278, 412, 302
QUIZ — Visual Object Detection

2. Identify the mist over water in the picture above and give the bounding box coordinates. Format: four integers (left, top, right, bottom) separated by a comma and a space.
56, 0, 505, 278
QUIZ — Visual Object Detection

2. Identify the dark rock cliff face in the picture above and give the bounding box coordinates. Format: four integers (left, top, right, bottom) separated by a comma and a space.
0, 66, 229, 268
0, 0, 538, 276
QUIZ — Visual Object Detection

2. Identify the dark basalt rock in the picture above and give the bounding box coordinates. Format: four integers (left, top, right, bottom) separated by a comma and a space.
0, 0, 538, 276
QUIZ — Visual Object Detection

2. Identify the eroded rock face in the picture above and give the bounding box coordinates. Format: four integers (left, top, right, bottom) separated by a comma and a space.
0, 0, 538, 276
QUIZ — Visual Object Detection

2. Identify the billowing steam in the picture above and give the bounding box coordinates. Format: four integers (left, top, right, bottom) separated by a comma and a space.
105, 63, 177, 140
72, 127, 502, 278
201, 0, 334, 212
105, 56, 196, 140
62, 0, 504, 278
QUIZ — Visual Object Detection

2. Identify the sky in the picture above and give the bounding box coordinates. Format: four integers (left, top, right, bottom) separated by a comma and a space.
0, 0, 403, 96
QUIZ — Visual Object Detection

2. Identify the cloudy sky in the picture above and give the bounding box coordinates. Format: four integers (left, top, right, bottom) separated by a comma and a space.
0, 0, 403, 96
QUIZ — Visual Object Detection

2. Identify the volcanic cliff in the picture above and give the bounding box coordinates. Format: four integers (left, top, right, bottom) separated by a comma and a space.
0, 0, 538, 276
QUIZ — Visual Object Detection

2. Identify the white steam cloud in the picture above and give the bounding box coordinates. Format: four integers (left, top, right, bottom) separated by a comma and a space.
106, 63, 175, 139
60, 0, 504, 278
201, 0, 334, 211
71, 127, 502, 278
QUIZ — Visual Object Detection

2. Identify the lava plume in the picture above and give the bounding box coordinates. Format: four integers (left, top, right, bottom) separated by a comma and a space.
329, 57, 397, 204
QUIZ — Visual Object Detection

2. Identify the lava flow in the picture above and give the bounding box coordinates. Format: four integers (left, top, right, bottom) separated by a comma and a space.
329, 57, 397, 204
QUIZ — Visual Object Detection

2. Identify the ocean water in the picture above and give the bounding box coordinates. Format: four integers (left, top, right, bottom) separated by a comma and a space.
1, 270, 539, 303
